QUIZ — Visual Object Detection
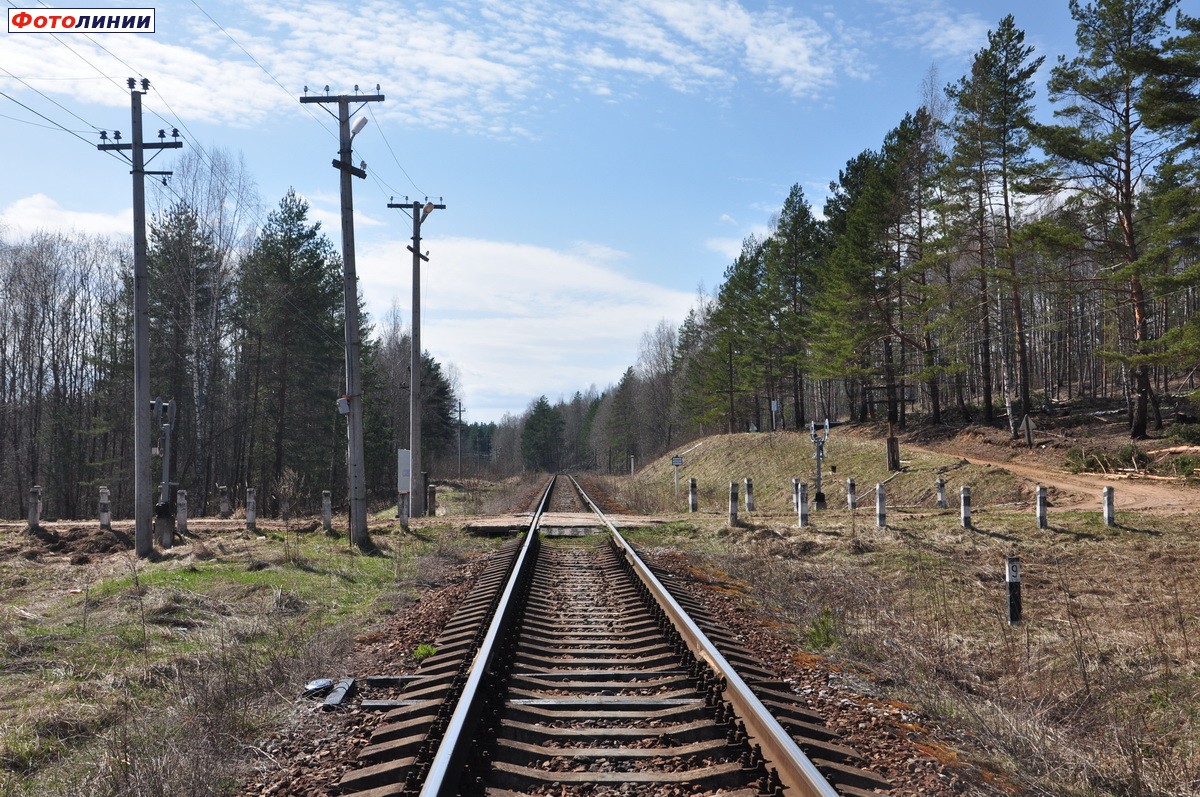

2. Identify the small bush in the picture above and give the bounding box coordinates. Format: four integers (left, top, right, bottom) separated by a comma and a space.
1168, 423, 1200, 445
803, 609, 840, 651
412, 643, 437, 661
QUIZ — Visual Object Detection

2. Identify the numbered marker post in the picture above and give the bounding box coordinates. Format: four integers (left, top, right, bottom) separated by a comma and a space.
935, 477, 947, 509
688, 478, 698, 513
1103, 486, 1115, 527
961, 485, 972, 529
1036, 485, 1047, 529
745, 477, 755, 512
798, 482, 809, 528
847, 478, 857, 510
1006, 556, 1022, 625
728, 482, 738, 526
876, 483, 886, 528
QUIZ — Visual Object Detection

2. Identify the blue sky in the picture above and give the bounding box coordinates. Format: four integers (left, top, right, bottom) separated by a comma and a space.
1, 0, 1082, 422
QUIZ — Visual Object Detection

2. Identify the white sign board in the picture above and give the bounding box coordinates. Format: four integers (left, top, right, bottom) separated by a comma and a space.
397, 449, 411, 494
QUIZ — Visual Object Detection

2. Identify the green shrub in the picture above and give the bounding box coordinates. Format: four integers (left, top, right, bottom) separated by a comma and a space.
803, 609, 840, 651
1168, 423, 1200, 445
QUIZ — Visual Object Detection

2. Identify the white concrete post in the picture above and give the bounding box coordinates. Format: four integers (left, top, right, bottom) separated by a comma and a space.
99, 486, 111, 530
728, 482, 738, 526
175, 490, 187, 537
246, 487, 257, 531
322, 490, 332, 532
798, 482, 809, 528
1036, 485, 1047, 529
792, 478, 800, 513
218, 485, 231, 519
961, 485, 972, 529
935, 477, 947, 509
28, 485, 42, 528
847, 478, 857, 510
876, 483, 886, 528
688, 478, 698, 513
1103, 486, 1115, 527
744, 478, 755, 512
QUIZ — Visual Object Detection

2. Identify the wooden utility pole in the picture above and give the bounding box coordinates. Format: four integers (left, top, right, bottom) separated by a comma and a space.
98, 78, 181, 558
387, 198, 445, 517
301, 87, 384, 548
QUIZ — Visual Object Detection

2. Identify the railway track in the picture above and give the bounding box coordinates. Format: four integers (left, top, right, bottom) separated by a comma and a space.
338, 476, 891, 797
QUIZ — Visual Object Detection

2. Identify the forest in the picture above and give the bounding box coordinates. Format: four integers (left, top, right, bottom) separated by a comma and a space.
483, 3, 1200, 475
0, 150, 458, 521
1, 2, 1198, 517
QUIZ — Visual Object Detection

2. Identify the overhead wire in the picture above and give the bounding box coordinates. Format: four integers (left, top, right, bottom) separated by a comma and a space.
0, 88, 127, 162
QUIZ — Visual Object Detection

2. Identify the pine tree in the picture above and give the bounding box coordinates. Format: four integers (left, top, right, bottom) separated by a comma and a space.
1034, 0, 1181, 437
521, 396, 563, 471
233, 190, 343, 510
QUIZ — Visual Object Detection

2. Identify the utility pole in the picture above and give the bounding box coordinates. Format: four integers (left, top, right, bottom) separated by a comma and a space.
456, 400, 464, 479
98, 78, 181, 558
387, 197, 445, 516
301, 87, 383, 549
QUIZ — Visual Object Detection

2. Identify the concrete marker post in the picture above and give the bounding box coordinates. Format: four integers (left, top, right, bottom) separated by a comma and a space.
218, 485, 231, 519
28, 485, 42, 528
175, 490, 187, 537
798, 482, 809, 528
792, 478, 800, 514
322, 490, 333, 532
1006, 556, 1022, 625
876, 483, 886, 528
936, 477, 948, 509
744, 478, 755, 512
99, 486, 111, 530
246, 487, 257, 532
847, 478, 857, 510
961, 485, 972, 529
1103, 486, 1115, 527
728, 482, 738, 526
1036, 485, 1047, 529
688, 478, 698, 513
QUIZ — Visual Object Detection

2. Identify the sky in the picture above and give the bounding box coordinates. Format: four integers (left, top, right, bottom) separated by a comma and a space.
0, 0, 1085, 423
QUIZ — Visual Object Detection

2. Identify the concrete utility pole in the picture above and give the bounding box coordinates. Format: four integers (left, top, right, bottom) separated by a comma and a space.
301, 87, 384, 548
98, 78, 181, 558
388, 197, 445, 516
456, 400, 464, 479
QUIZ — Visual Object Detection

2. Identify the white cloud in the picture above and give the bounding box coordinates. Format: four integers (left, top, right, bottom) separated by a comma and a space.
356, 235, 694, 421
0, 194, 131, 238
1, 0, 869, 142
878, 0, 990, 61
704, 237, 741, 259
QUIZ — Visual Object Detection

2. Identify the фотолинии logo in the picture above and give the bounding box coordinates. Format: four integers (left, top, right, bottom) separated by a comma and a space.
8, 8, 155, 33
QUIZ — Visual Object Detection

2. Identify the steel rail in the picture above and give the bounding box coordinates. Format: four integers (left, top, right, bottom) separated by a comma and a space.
417, 474, 556, 797
566, 474, 840, 797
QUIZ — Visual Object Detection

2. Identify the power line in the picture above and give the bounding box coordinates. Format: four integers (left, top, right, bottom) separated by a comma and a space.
365, 100, 425, 197
0, 88, 125, 158
185, 0, 337, 141
0, 66, 107, 133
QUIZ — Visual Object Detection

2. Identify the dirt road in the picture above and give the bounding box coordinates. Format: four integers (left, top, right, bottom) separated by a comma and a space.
911, 438, 1199, 514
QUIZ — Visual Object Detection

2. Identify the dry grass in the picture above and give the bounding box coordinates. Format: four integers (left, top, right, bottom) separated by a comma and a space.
612, 432, 1200, 796
0, 520, 497, 797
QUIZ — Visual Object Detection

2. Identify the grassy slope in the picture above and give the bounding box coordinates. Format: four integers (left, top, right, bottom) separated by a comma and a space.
627, 430, 1022, 516
604, 431, 1200, 795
